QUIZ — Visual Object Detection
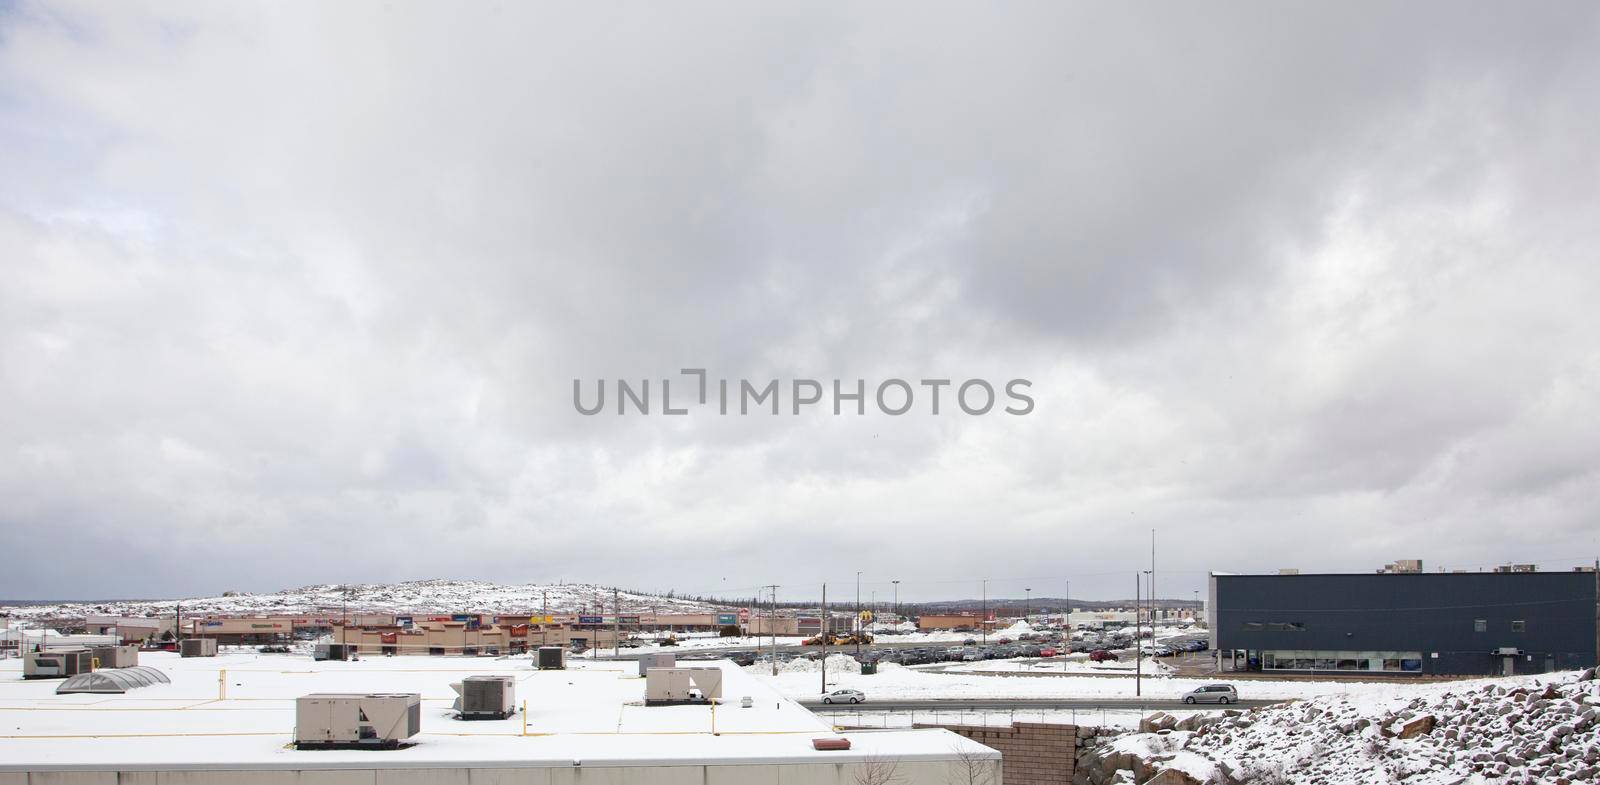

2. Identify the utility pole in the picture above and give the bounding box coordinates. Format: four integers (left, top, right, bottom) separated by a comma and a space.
821, 583, 828, 694
981, 579, 988, 646
613, 588, 620, 658
1065, 578, 1071, 625
1135, 573, 1141, 697
892, 580, 900, 625
855, 571, 863, 661
541, 591, 548, 648
1025, 588, 1031, 621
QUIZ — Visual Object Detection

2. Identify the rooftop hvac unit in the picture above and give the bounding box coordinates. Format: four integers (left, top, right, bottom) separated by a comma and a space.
23, 649, 94, 680
451, 675, 516, 720
536, 646, 567, 670
179, 638, 218, 658
638, 652, 675, 677
295, 693, 422, 750
644, 667, 724, 705
91, 645, 140, 669
313, 643, 353, 661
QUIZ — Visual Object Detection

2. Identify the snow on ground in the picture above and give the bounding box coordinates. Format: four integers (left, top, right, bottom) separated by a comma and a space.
623, 633, 808, 654
0, 580, 728, 619
771, 653, 862, 674
750, 660, 1380, 703
1098, 668, 1600, 785
816, 706, 1198, 731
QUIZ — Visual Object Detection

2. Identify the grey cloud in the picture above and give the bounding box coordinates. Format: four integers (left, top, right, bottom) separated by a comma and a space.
2, 2, 1599, 602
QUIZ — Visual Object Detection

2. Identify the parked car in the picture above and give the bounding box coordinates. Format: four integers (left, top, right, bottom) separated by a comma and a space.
1039, 647, 1057, 658
1088, 649, 1118, 663
821, 689, 865, 704
1182, 684, 1238, 705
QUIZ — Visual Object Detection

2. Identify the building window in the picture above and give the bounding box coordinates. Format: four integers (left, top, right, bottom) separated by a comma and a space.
1473, 619, 1487, 633
1241, 621, 1303, 632
1263, 650, 1423, 672
1511, 620, 1526, 632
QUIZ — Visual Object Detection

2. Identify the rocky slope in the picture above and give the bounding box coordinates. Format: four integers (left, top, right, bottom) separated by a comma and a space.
1077, 668, 1600, 784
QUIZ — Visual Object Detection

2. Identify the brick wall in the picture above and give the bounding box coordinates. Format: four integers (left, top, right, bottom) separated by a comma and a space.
909, 721, 1109, 785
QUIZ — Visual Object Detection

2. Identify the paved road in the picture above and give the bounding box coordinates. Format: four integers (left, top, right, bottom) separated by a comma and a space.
800, 697, 1278, 711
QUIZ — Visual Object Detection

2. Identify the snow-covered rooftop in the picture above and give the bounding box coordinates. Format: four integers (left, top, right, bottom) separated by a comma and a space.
0, 651, 990, 772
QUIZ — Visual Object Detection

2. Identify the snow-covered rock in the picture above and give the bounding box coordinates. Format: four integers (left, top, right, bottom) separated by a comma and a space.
1086, 669, 1600, 785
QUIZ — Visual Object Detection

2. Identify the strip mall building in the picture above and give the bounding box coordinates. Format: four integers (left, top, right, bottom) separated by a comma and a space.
164, 611, 753, 652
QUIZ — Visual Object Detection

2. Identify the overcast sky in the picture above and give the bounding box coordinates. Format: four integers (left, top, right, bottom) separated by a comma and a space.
3, 3, 1600, 604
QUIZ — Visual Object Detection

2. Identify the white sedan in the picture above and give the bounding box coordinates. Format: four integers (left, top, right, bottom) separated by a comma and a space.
821, 689, 865, 704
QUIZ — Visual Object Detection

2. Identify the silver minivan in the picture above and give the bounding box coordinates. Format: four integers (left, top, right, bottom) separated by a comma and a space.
1181, 684, 1238, 704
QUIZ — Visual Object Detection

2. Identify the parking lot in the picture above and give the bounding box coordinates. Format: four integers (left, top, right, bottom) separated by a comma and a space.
625, 625, 1212, 670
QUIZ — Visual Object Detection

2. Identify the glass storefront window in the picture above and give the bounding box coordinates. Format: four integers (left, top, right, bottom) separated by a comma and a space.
1265, 651, 1423, 672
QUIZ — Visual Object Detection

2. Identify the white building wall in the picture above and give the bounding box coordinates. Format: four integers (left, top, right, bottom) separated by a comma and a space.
0, 760, 996, 785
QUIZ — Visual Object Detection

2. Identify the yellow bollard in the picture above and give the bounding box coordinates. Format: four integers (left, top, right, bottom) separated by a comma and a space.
218, 669, 226, 700
521, 700, 527, 736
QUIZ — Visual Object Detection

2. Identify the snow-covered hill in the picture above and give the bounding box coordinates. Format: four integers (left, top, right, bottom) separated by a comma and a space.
0, 580, 735, 620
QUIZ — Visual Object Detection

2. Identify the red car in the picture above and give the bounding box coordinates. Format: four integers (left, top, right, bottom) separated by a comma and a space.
1038, 647, 1057, 658
1088, 649, 1118, 663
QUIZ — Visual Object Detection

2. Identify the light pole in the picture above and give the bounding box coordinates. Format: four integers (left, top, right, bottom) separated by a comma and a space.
767, 585, 779, 676
820, 583, 828, 694
855, 571, 862, 660
981, 579, 988, 646
1134, 573, 1142, 697
1024, 588, 1031, 622
892, 580, 900, 625
1141, 569, 1153, 652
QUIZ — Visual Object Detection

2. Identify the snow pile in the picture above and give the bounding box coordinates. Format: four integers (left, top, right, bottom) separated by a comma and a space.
1, 580, 728, 619
1086, 668, 1600, 785
773, 654, 864, 675
994, 620, 1035, 638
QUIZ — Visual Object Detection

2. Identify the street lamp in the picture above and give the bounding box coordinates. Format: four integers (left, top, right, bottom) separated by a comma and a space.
1024, 588, 1031, 621
892, 580, 900, 625
855, 571, 863, 660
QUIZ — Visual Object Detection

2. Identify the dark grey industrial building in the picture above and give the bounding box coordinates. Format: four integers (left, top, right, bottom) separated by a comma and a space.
1208, 571, 1598, 677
